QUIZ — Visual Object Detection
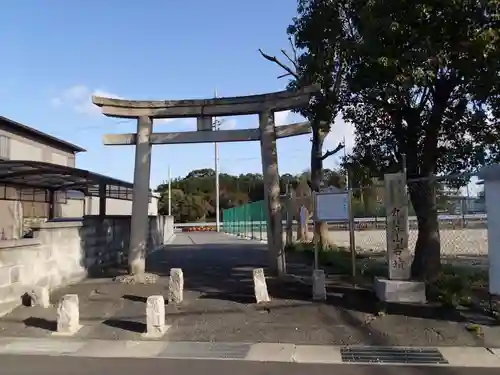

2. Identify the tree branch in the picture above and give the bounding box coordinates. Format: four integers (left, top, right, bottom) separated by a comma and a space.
258, 49, 299, 80
288, 37, 298, 64
321, 142, 345, 160
280, 49, 299, 71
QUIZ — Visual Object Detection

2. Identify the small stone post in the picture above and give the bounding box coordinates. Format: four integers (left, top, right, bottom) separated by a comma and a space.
55, 294, 81, 335
298, 205, 307, 241
168, 268, 184, 304
285, 186, 295, 246
312, 269, 326, 301
143, 295, 166, 338
29, 287, 50, 308
253, 268, 270, 303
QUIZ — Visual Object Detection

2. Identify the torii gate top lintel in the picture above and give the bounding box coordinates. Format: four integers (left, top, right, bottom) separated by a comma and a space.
91, 84, 320, 119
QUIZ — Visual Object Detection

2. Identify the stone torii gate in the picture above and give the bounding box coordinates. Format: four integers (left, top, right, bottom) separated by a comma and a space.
92, 85, 318, 276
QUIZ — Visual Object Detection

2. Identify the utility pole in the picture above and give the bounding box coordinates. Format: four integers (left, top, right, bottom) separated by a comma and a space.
168, 165, 172, 216
214, 89, 221, 232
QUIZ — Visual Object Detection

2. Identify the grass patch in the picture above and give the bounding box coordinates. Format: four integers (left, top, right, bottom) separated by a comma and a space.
285, 241, 385, 276
427, 264, 489, 308
286, 242, 491, 311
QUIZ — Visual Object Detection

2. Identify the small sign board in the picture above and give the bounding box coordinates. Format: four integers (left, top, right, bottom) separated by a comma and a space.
313, 190, 349, 221
197, 116, 213, 131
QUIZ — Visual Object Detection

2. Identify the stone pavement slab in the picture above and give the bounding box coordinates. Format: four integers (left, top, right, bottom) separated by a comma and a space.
75, 339, 167, 358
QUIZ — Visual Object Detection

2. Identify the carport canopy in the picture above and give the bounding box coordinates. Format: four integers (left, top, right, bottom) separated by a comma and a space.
0, 160, 147, 200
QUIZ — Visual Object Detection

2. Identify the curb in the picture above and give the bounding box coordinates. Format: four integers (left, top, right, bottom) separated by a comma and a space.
165, 233, 177, 245
149, 234, 177, 255
0, 337, 499, 367
225, 233, 267, 243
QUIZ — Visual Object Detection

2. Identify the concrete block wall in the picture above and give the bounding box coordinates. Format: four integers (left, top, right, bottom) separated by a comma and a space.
0, 222, 87, 313
0, 214, 174, 315
82, 216, 131, 273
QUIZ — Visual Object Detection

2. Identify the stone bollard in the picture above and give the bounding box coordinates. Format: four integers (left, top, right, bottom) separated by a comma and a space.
253, 268, 270, 303
168, 268, 184, 304
143, 295, 167, 338
29, 286, 50, 308
55, 294, 81, 335
312, 269, 326, 301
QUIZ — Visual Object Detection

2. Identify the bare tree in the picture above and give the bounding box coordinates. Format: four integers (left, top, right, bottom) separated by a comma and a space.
259, 35, 344, 248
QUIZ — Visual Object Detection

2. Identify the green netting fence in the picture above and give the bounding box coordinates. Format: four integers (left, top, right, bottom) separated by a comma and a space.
222, 200, 268, 240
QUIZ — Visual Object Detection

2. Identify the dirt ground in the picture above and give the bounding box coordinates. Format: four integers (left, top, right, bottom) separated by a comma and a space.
0, 233, 498, 347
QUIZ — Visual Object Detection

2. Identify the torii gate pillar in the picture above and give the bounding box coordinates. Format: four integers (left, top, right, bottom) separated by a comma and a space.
259, 110, 285, 274
129, 116, 153, 275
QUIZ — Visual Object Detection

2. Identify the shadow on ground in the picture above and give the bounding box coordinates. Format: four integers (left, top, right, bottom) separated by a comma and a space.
23, 317, 56, 331
0, 232, 498, 346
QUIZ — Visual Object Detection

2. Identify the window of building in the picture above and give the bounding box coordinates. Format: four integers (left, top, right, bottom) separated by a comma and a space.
0, 136, 10, 160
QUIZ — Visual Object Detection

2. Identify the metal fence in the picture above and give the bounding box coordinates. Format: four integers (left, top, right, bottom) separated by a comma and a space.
405, 175, 487, 271
222, 174, 488, 273
222, 200, 268, 240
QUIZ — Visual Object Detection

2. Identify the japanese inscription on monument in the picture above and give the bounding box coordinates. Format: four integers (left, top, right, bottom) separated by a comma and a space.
384, 173, 411, 280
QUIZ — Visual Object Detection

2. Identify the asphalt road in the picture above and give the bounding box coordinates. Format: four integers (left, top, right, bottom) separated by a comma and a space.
1, 355, 498, 375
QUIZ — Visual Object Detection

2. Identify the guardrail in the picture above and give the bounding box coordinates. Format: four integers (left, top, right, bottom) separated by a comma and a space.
175, 213, 487, 228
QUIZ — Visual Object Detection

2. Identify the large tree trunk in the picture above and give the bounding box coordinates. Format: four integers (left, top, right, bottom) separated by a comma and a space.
310, 125, 333, 249
408, 178, 441, 282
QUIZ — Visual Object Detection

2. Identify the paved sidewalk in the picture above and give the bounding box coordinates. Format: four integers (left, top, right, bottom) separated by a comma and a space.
0, 336, 499, 367
0, 233, 498, 348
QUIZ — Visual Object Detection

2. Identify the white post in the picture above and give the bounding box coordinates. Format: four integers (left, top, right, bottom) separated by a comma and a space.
214, 89, 221, 232
478, 164, 500, 297
168, 165, 172, 216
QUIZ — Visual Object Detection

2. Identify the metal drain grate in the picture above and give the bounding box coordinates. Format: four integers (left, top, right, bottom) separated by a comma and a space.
341, 346, 448, 365
159, 342, 251, 359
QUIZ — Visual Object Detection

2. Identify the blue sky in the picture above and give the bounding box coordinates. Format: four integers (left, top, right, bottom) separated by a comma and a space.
0, 0, 352, 189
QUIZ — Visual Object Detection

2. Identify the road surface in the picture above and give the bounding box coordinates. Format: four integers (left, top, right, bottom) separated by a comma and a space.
1, 355, 498, 375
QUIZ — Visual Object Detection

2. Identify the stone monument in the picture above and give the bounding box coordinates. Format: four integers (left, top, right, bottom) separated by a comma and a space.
374, 172, 426, 303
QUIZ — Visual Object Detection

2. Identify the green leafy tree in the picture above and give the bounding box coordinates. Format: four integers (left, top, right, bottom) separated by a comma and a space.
284, 0, 499, 281
339, 0, 499, 280
156, 169, 297, 223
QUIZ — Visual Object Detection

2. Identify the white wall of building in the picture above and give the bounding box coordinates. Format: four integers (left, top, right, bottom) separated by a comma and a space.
57, 194, 159, 218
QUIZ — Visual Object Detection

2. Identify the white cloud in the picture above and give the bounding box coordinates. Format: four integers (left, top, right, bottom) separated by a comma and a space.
50, 85, 122, 117
51, 85, 177, 124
